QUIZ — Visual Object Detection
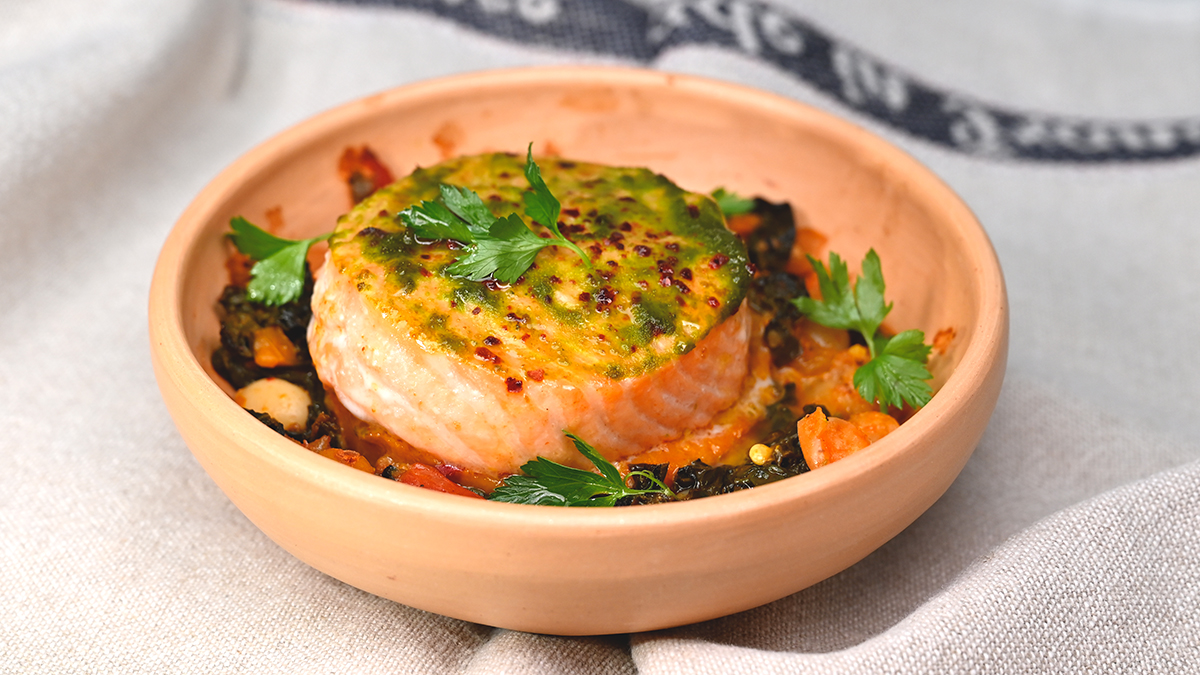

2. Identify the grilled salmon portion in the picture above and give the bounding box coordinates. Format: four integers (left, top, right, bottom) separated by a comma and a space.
308, 152, 751, 476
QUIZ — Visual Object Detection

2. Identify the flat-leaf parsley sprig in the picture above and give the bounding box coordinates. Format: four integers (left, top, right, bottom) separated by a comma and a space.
228, 217, 330, 306
489, 432, 675, 507
793, 250, 933, 412
400, 145, 592, 284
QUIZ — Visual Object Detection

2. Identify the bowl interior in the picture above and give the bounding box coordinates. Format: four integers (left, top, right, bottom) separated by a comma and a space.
182, 71, 980, 390
156, 67, 1005, 634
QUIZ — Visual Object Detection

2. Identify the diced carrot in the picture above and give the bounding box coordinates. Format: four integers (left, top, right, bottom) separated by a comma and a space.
796, 408, 869, 469
253, 326, 300, 368
399, 463, 485, 499
848, 411, 900, 444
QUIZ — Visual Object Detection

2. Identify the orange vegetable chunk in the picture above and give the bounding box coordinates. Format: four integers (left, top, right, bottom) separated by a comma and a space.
796, 408, 869, 469
848, 411, 900, 444
252, 326, 300, 368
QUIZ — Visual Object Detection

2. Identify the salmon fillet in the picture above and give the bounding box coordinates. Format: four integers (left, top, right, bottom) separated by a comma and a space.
308, 152, 751, 476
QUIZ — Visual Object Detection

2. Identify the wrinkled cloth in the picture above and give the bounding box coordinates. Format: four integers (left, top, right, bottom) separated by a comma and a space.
2, 0, 1199, 672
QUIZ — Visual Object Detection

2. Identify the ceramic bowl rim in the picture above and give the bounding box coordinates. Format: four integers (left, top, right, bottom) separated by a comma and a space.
150, 65, 1007, 537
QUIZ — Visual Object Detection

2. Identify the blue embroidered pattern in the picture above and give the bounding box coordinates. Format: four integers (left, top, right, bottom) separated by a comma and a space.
326, 0, 1200, 162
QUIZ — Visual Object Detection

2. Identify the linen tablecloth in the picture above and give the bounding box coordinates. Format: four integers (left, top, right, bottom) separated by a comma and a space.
3, 0, 1198, 671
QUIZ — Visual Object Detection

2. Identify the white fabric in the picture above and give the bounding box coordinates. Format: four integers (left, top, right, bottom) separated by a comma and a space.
2, 0, 1198, 672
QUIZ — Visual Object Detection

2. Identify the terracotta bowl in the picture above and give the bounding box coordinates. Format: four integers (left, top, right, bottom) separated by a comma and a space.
149, 66, 1007, 635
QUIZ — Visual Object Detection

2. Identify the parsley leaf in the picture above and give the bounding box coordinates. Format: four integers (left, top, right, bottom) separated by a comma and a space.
879, 328, 934, 363
227, 217, 329, 306
711, 187, 756, 216
399, 145, 592, 284
793, 252, 867, 332
438, 184, 496, 235
489, 432, 675, 507
485, 469, 572, 506
853, 250, 890, 337
520, 146, 594, 269
404, 199, 476, 243
229, 216, 292, 259
793, 250, 932, 411
854, 330, 933, 411
521, 147, 560, 233
445, 214, 547, 282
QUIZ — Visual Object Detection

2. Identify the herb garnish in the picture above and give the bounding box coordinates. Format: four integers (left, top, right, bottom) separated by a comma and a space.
489, 432, 675, 506
400, 145, 592, 283
793, 250, 933, 411
228, 217, 330, 306
711, 187, 756, 216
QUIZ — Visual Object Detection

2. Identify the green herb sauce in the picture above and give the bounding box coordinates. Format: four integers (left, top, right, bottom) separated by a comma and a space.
326, 152, 749, 382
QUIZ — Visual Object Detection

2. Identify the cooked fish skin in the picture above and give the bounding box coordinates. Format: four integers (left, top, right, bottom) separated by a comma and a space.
309, 152, 751, 475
